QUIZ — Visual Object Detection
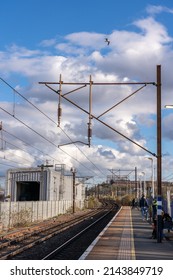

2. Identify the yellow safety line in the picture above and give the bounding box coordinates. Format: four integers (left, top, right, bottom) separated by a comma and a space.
130, 208, 136, 260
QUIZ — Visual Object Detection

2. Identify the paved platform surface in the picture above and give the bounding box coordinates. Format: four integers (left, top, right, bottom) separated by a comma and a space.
80, 206, 173, 260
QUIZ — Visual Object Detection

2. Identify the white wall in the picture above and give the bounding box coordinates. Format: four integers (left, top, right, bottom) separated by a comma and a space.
62, 176, 85, 202
48, 170, 61, 201
75, 181, 85, 201
63, 176, 73, 200
0, 200, 78, 230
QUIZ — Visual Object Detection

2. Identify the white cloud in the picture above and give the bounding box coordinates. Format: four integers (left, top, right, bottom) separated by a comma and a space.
146, 5, 173, 16
134, 17, 172, 45
1, 10, 173, 180
65, 32, 105, 48
39, 39, 57, 47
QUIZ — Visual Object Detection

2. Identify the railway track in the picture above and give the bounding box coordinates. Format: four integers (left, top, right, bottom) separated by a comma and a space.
42, 201, 119, 260
0, 200, 118, 259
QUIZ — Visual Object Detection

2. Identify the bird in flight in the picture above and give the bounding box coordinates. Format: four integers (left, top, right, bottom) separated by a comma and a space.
105, 38, 110, 45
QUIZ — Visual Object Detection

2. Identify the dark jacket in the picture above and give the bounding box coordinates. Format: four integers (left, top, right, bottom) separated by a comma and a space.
139, 196, 147, 208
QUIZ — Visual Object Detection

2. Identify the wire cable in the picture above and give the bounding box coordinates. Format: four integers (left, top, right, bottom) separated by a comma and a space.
0, 107, 100, 176
58, 125, 106, 176
0, 162, 17, 168
0, 77, 107, 177
0, 156, 29, 166
2, 129, 60, 164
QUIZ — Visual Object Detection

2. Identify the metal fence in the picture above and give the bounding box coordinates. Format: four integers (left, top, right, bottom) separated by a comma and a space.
0, 200, 85, 230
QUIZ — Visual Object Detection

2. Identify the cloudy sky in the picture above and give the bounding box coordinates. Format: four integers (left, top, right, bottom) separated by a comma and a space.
1, 0, 173, 187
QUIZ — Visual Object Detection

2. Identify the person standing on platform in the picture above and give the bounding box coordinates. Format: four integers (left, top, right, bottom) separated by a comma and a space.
131, 198, 135, 209
139, 194, 147, 220
152, 198, 157, 220
151, 198, 157, 239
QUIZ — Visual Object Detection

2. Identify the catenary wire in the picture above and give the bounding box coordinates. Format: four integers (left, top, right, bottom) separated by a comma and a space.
0, 106, 100, 176
0, 77, 107, 177
0, 136, 40, 164
1, 130, 60, 164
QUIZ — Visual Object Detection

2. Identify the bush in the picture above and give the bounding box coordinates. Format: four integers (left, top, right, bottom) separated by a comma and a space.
116, 195, 134, 206
11, 208, 32, 227
86, 197, 101, 208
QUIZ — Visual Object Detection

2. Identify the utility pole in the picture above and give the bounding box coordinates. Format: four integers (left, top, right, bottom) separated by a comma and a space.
0, 121, 3, 150
135, 167, 137, 198
71, 167, 76, 214
156, 65, 162, 243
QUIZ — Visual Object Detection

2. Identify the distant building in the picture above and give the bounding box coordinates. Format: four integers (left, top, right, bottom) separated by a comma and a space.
5, 166, 85, 202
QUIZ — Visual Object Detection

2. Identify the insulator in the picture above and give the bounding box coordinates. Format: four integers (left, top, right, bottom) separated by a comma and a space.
58, 106, 62, 118
88, 127, 92, 138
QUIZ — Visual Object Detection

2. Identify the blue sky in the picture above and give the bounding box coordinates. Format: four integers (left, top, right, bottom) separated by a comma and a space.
0, 0, 158, 47
1, 0, 173, 187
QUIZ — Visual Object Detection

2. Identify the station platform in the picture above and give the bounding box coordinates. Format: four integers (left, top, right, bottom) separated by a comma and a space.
79, 206, 173, 260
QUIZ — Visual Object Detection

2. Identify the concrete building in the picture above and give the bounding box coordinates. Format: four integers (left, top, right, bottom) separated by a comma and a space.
5, 166, 85, 203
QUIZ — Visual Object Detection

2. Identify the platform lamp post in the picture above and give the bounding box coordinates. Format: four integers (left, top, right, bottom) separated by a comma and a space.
71, 167, 76, 214
148, 157, 154, 198
141, 172, 146, 197
138, 175, 143, 199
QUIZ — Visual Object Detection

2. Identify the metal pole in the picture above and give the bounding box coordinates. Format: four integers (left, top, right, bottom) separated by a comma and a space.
97, 184, 100, 199
148, 158, 154, 198
152, 159, 154, 198
135, 167, 137, 198
142, 172, 146, 197
40, 165, 44, 200
57, 74, 62, 126
156, 65, 162, 243
73, 171, 75, 214
88, 75, 92, 147
71, 168, 76, 214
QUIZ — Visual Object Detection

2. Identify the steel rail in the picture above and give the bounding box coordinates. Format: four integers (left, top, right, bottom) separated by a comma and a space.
42, 203, 116, 260
0, 207, 106, 260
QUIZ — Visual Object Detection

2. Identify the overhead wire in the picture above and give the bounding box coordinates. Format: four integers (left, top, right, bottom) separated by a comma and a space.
0, 77, 107, 177
58, 125, 106, 176
0, 149, 33, 165
0, 106, 100, 175
0, 162, 17, 168
162, 172, 173, 180
0, 77, 56, 124
0, 106, 60, 148
2, 129, 60, 164
0, 136, 36, 165
0, 155, 28, 166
